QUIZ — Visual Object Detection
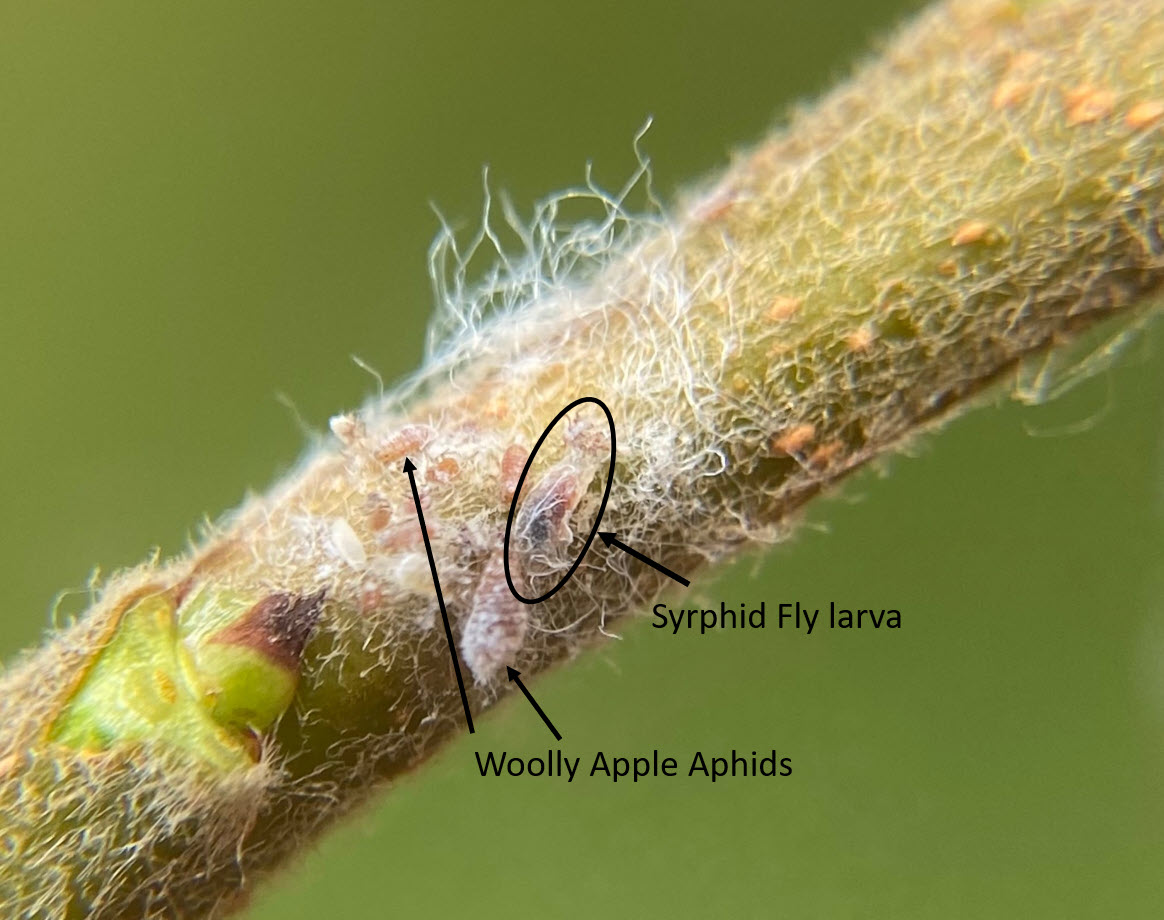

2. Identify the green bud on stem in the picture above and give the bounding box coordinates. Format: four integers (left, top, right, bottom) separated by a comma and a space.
48, 586, 322, 772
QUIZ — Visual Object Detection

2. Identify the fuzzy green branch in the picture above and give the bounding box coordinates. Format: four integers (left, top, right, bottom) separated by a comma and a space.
2, 0, 1163, 916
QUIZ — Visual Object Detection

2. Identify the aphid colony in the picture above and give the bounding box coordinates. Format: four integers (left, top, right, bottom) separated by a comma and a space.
332, 405, 613, 686
462, 414, 611, 684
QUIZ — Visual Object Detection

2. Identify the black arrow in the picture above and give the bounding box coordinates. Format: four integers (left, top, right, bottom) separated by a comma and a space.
598, 532, 690, 587
506, 667, 562, 740
403, 458, 475, 734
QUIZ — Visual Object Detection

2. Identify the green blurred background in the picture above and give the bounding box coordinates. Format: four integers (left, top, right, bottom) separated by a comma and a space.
2, 1, 1163, 917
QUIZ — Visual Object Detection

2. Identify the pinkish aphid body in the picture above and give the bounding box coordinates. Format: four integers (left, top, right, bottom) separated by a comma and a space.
499, 444, 527, 499
375, 424, 435, 465
461, 554, 527, 684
